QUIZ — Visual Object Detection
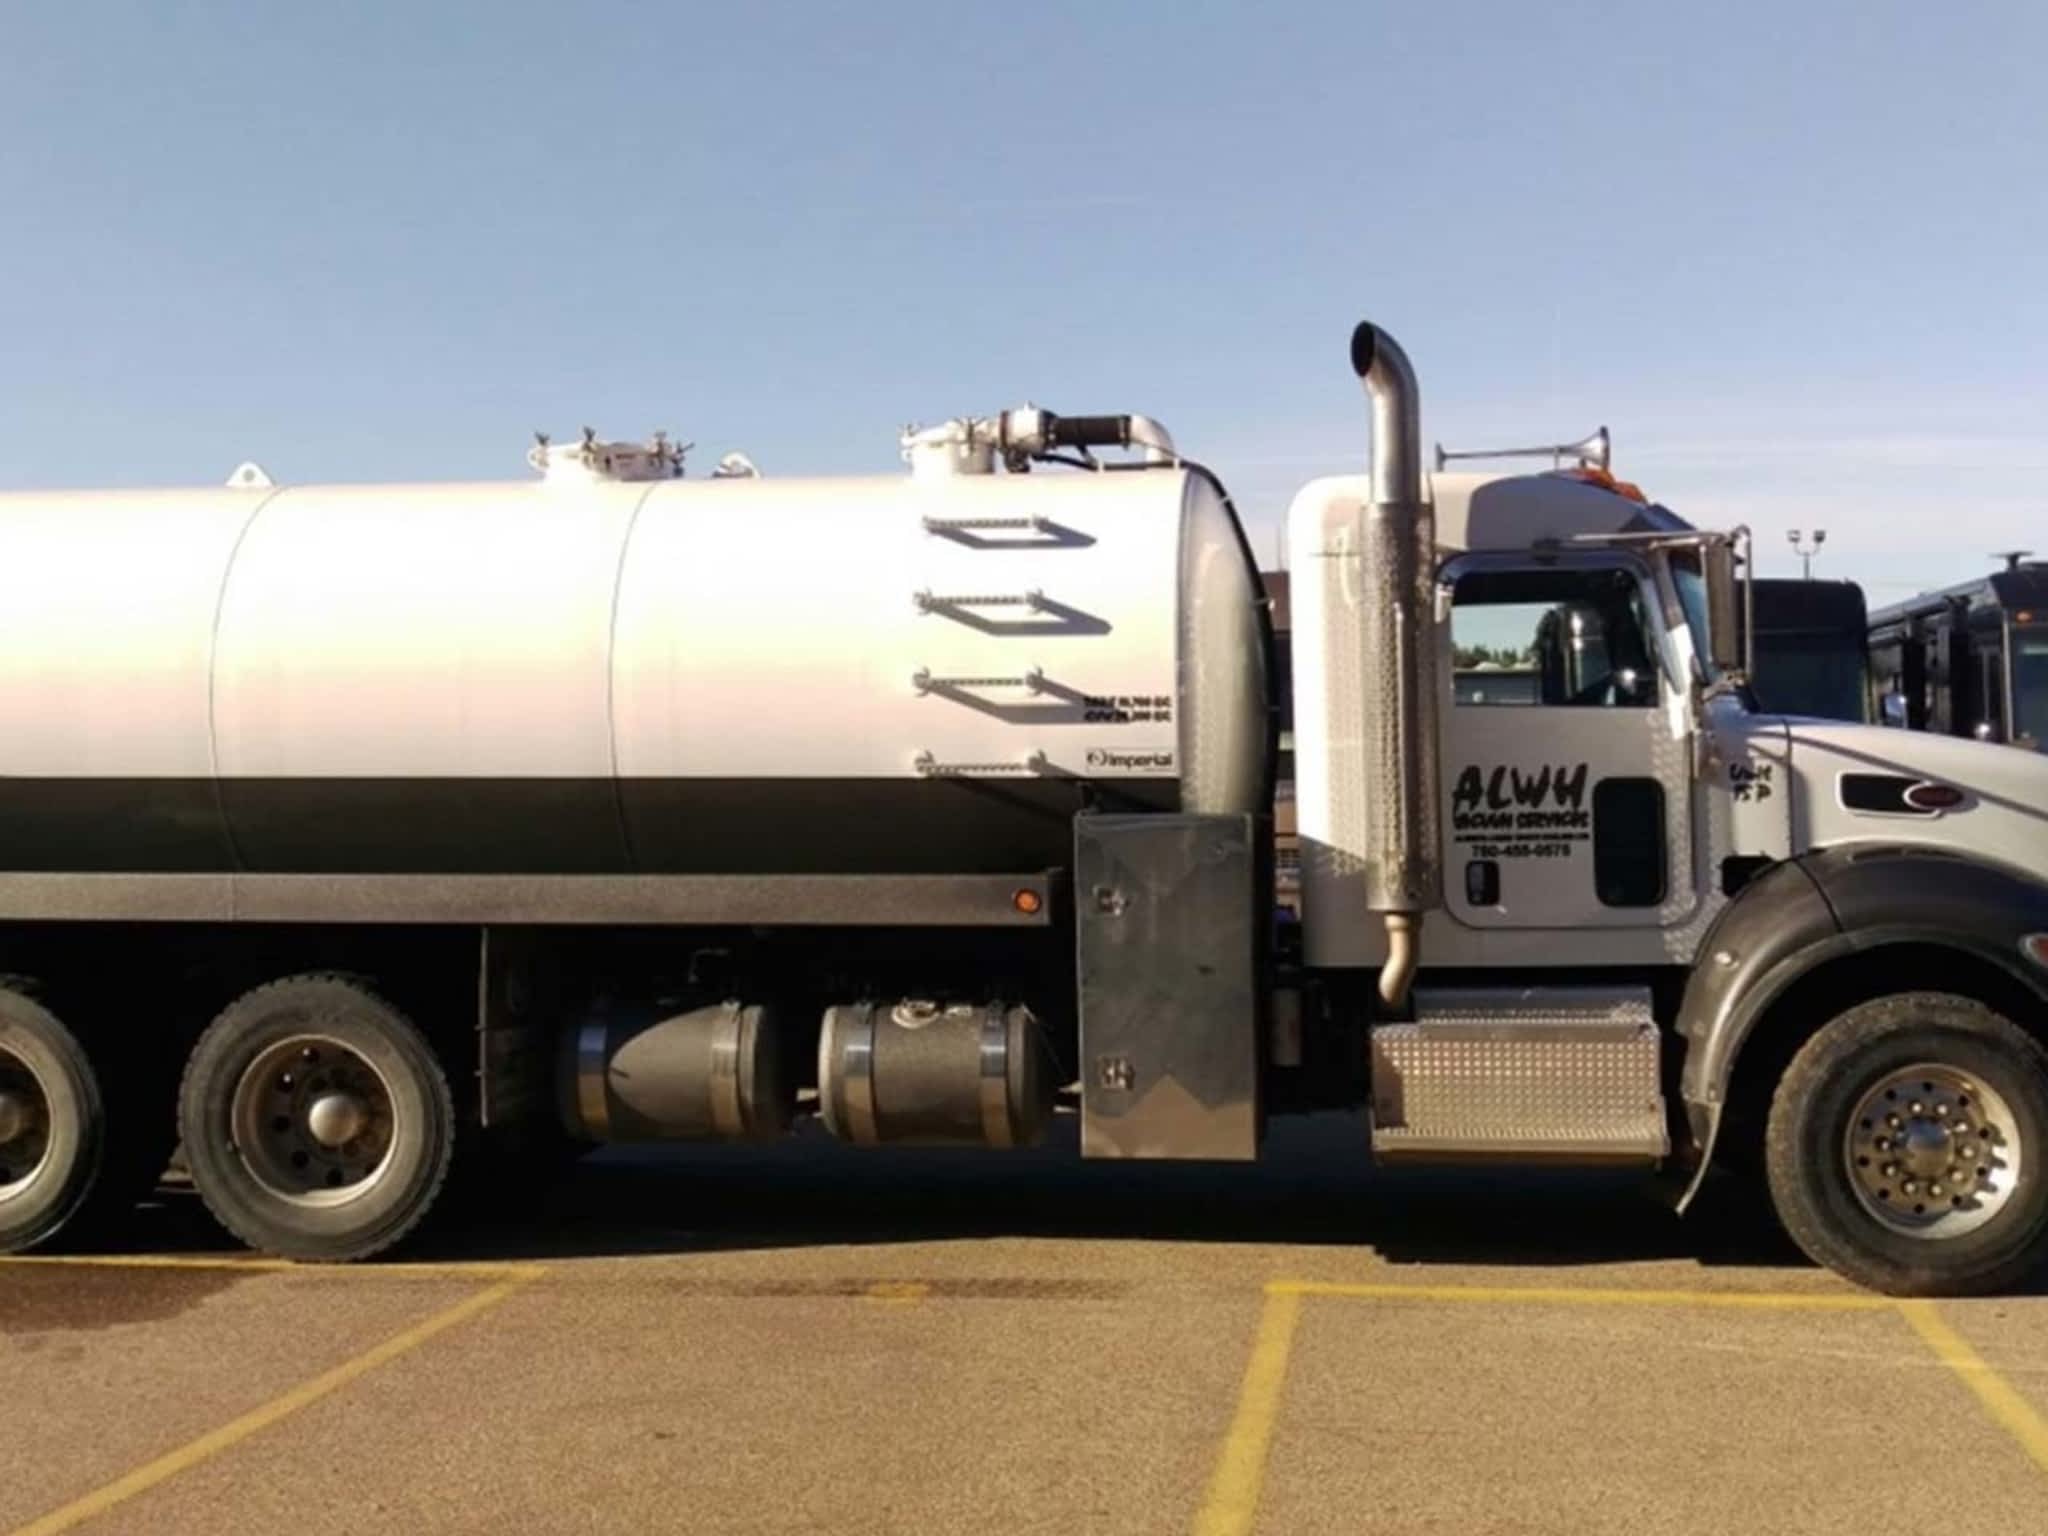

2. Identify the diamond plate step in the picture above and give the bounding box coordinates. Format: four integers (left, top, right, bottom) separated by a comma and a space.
1370, 985, 1667, 1162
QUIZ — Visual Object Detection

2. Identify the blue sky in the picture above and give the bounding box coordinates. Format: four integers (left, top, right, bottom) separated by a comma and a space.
3, 2, 2042, 602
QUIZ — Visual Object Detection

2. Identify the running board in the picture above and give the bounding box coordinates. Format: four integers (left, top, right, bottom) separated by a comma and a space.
1370, 985, 1667, 1162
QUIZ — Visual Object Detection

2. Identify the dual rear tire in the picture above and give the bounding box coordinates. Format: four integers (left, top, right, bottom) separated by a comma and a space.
1, 972, 460, 1263
177, 976, 456, 1263
0, 971, 460, 1263
0, 980, 176, 1254
0, 983, 110, 1252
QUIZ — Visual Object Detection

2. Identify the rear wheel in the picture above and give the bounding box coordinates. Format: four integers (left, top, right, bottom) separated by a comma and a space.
0, 982, 108, 1252
1766, 992, 2048, 1295
179, 975, 455, 1261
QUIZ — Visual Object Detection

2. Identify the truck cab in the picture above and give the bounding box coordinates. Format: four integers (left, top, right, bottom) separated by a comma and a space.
1286, 342, 2048, 1292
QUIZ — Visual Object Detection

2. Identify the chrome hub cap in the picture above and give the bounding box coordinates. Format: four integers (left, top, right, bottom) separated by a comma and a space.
1844, 1063, 2021, 1239
305, 1092, 370, 1150
230, 1037, 397, 1208
0, 1051, 53, 1202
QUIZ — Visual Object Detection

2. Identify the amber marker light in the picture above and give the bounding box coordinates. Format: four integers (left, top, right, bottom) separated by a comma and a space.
1013, 888, 1044, 916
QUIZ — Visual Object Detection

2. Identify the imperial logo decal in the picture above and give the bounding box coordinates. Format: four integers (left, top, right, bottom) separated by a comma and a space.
1086, 747, 1176, 773
1451, 762, 1591, 861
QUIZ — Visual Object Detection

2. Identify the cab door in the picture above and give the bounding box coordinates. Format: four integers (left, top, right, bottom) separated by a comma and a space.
1440, 553, 1696, 931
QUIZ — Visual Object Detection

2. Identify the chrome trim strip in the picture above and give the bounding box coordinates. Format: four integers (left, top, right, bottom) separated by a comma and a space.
842, 1005, 878, 1147
708, 1003, 745, 1138
978, 1004, 1013, 1148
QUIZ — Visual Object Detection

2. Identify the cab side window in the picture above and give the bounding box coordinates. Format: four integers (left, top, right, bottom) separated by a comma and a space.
1451, 567, 1659, 708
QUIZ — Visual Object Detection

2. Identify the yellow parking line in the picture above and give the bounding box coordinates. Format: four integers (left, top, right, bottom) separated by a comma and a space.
1191, 1287, 1302, 1536
1898, 1301, 2048, 1475
5, 1266, 543, 1536
0, 1254, 545, 1283
863, 1280, 931, 1306
0, 1254, 301, 1274
1271, 1280, 1889, 1311
1189, 1277, 1901, 1535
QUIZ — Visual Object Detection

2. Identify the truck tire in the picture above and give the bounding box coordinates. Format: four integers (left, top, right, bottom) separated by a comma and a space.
179, 975, 455, 1262
0, 981, 110, 1252
1766, 992, 2048, 1296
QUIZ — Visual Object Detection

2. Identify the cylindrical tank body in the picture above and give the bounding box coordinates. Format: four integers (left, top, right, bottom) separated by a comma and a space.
817, 1000, 1055, 1148
560, 999, 789, 1143
0, 466, 1267, 875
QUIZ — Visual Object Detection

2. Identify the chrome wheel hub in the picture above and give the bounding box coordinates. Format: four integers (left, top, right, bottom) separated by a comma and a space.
1844, 1063, 2021, 1239
230, 1037, 397, 1208
0, 1050, 53, 1202
0, 1091, 29, 1145
305, 1092, 370, 1150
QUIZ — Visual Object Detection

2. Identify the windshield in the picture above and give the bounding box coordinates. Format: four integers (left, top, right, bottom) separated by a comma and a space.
2015, 623, 2048, 747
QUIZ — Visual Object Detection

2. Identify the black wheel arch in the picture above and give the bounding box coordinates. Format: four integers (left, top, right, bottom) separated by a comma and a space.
1675, 844, 2048, 1208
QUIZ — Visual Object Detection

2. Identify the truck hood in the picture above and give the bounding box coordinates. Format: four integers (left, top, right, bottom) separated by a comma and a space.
1779, 718, 2048, 873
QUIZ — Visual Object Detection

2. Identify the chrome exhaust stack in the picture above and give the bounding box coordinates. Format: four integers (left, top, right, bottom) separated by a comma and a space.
1349, 322, 1442, 1011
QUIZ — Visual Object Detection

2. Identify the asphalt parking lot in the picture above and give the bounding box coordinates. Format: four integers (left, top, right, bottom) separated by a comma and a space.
5, 1115, 2047, 1536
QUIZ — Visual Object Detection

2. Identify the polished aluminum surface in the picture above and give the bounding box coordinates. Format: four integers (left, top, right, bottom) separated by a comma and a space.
977, 1004, 1013, 1149
0, 1089, 29, 1145
707, 1003, 746, 1139
1348, 321, 1442, 922
1372, 986, 1667, 1160
228, 1036, 398, 1208
1844, 1062, 2021, 1239
1433, 426, 1611, 473
1076, 814, 1259, 1161
303, 1091, 370, 1150
818, 1004, 880, 1147
0, 1051, 52, 1203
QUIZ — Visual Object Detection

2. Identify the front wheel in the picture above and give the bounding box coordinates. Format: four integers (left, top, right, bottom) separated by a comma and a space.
1766, 992, 2048, 1296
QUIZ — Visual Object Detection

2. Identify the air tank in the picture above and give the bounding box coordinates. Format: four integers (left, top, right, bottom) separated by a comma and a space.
0, 436, 1268, 876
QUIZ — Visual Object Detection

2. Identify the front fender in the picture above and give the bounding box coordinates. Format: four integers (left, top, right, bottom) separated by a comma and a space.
1674, 845, 2048, 1209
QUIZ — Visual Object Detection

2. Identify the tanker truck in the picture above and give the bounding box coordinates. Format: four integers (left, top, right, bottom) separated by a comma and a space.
3, 323, 2047, 1297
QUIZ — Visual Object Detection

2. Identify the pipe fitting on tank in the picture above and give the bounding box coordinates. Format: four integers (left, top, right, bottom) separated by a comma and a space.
900, 407, 1178, 478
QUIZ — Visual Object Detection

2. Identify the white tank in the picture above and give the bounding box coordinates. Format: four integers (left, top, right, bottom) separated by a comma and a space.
0, 454, 1268, 876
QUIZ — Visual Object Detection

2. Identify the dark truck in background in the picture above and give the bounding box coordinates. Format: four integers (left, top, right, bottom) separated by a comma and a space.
1743, 578, 1873, 722
1870, 557, 2048, 751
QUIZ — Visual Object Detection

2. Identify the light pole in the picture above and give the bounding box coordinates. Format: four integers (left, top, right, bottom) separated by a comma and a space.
1787, 527, 1827, 580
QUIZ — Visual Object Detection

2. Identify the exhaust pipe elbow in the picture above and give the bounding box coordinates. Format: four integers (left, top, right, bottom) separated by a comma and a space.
1377, 912, 1421, 1011
1350, 322, 1421, 509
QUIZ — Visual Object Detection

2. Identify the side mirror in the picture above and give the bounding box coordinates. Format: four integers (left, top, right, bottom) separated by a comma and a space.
1703, 539, 1745, 678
